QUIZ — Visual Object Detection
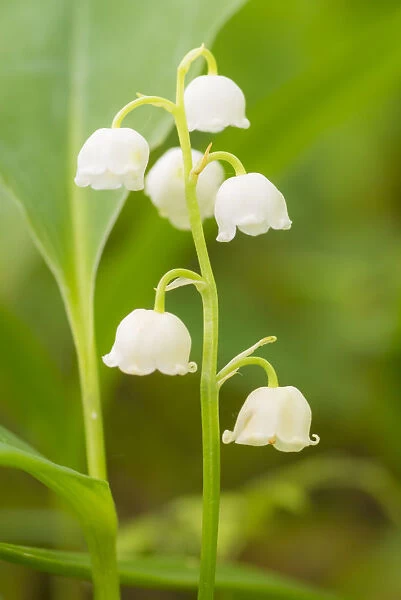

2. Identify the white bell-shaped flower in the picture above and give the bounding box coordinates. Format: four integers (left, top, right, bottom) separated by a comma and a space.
145, 147, 224, 230
102, 309, 196, 376
75, 128, 149, 191
214, 173, 291, 242
222, 386, 319, 452
184, 75, 250, 133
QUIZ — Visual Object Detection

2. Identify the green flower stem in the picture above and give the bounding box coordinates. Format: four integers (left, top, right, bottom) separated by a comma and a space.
154, 268, 204, 312
67, 300, 107, 482
67, 308, 120, 598
222, 336, 277, 369
204, 151, 246, 176
68, 21, 121, 592
111, 95, 176, 128
178, 45, 218, 76
86, 524, 120, 600
66, 314, 121, 600
217, 356, 279, 388
65, 274, 119, 599
2, 288, 120, 600
175, 53, 220, 600
108, 45, 221, 600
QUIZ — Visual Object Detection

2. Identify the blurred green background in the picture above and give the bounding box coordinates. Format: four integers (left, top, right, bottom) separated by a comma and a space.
1, 0, 401, 598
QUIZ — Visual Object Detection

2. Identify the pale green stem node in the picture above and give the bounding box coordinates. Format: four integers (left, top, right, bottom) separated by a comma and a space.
154, 268, 204, 312
217, 356, 279, 388
111, 95, 176, 129
206, 151, 247, 176
178, 44, 218, 77
191, 142, 214, 179
218, 335, 277, 382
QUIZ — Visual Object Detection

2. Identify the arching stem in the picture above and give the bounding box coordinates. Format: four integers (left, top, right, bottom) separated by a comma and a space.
202, 151, 246, 176
217, 356, 279, 388
111, 95, 176, 128
154, 268, 204, 312
174, 47, 220, 600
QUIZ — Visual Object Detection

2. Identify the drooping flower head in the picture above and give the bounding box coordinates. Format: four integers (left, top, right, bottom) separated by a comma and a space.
103, 309, 196, 376
75, 128, 149, 191
222, 386, 319, 452
145, 147, 224, 230
184, 75, 250, 133
215, 173, 291, 242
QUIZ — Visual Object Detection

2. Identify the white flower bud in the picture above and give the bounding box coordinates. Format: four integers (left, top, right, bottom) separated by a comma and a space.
102, 309, 196, 376
75, 128, 149, 191
222, 386, 319, 452
145, 147, 224, 230
214, 173, 291, 242
184, 75, 250, 133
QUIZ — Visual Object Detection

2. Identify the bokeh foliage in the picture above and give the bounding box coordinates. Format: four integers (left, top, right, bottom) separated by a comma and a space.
1, 0, 401, 598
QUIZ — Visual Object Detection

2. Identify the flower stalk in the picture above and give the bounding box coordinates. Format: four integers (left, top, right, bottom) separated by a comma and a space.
66, 300, 121, 600
74, 42, 317, 600
154, 268, 204, 312
217, 355, 279, 388
111, 95, 176, 128
172, 47, 222, 600
100, 44, 251, 599
202, 151, 247, 176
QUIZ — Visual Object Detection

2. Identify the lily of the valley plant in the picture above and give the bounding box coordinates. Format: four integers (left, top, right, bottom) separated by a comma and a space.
75, 44, 319, 600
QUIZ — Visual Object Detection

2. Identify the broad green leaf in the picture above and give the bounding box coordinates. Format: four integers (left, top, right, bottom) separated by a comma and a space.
0, 304, 81, 466
0, 0, 247, 479
0, 0, 247, 352
0, 543, 341, 600
0, 0, 247, 289
0, 191, 38, 300
0, 425, 118, 598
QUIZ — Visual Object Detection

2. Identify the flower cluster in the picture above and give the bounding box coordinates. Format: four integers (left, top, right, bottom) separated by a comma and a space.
75, 74, 290, 242
75, 51, 318, 455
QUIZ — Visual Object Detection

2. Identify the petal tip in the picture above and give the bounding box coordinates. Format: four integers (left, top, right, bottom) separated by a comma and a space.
222, 430, 234, 444
74, 176, 87, 188
102, 353, 117, 368
216, 231, 235, 243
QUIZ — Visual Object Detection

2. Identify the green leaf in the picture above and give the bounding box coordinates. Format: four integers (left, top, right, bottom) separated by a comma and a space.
0, 0, 248, 485
0, 424, 118, 598
0, 304, 81, 466
0, 0, 246, 289
0, 0, 248, 364
0, 544, 341, 600
0, 191, 38, 300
